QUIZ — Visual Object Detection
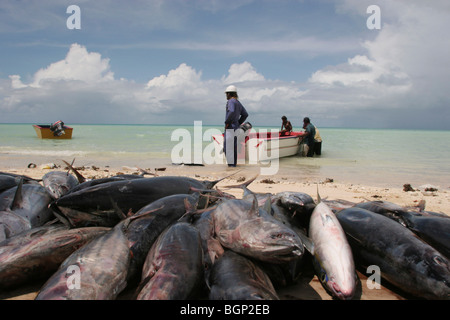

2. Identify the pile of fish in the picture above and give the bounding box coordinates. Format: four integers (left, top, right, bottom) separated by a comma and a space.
0, 166, 449, 300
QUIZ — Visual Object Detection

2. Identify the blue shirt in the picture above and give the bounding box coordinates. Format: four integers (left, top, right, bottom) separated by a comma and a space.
304, 123, 316, 146
225, 98, 248, 130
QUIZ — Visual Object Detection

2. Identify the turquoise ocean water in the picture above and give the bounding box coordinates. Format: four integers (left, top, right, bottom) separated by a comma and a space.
0, 123, 449, 188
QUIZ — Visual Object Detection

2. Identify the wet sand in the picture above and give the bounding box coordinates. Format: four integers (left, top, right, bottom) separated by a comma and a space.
1, 160, 449, 301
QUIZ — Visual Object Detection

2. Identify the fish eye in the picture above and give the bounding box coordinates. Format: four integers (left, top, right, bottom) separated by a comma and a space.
320, 272, 328, 283
433, 255, 447, 266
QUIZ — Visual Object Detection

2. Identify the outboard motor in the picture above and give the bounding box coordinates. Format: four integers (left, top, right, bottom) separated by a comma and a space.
50, 120, 65, 137
240, 122, 252, 132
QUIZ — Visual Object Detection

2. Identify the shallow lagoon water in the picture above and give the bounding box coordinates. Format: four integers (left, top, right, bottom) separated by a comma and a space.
1, 124, 449, 188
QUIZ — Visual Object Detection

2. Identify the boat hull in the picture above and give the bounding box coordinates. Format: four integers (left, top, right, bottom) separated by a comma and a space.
213, 131, 304, 163
33, 125, 73, 139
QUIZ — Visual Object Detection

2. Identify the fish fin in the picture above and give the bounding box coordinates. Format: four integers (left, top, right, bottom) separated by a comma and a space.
108, 197, 127, 220
207, 239, 224, 264
222, 175, 258, 190
206, 170, 243, 188
136, 166, 157, 177
262, 195, 272, 214
316, 184, 322, 204
10, 178, 24, 210
417, 200, 426, 212
62, 159, 86, 183
296, 229, 314, 255
251, 195, 260, 217
49, 202, 74, 228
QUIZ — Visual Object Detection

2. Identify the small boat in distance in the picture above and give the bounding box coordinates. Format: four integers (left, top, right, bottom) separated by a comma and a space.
33, 121, 73, 139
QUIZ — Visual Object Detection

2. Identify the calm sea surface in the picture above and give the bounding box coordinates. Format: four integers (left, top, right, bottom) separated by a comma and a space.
0, 123, 449, 188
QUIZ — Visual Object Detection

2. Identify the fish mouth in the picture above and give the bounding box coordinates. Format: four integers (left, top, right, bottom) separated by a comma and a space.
328, 281, 354, 300
262, 233, 304, 260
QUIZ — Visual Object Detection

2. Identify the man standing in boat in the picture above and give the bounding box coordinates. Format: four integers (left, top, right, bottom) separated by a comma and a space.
224, 85, 249, 167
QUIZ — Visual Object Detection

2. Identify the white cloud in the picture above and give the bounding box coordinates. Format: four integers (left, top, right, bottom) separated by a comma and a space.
222, 62, 265, 84
303, 0, 450, 128
31, 43, 114, 87
2, 0, 450, 131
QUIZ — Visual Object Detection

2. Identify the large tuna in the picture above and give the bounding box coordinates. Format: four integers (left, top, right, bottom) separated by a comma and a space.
337, 207, 450, 300
271, 191, 316, 228
124, 193, 200, 282
136, 222, 204, 300
51, 176, 220, 227
193, 208, 224, 288
213, 197, 304, 264
42, 171, 79, 199
306, 196, 356, 300
0, 180, 54, 240
355, 200, 450, 259
209, 250, 279, 300
35, 220, 131, 300
0, 224, 109, 290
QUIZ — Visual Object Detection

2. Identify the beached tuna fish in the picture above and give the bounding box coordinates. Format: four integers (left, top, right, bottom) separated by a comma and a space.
209, 250, 279, 300
193, 209, 224, 287
213, 197, 304, 263
35, 220, 131, 300
355, 200, 450, 258
0, 175, 22, 194
125, 193, 200, 282
0, 180, 54, 240
136, 222, 204, 300
306, 195, 356, 300
269, 203, 309, 285
271, 191, 316, 228
67, 175, 145, 194
42, 171, 79, 199
0, 224, 109, 290
0, 211, 31, 242
337, 207, 450, 300
52, 176, 220, 227
355, 200, 411, 226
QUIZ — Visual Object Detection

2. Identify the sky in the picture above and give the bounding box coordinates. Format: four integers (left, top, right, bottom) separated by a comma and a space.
0, 0, 449, 129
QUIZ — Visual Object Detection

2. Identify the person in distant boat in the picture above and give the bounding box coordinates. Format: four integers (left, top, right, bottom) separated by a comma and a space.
280, 116, 293, 136
224, 85, 249, 167
302, 117, 316, 157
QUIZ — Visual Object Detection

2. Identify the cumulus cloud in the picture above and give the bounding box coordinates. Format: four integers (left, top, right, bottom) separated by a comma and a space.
2, 0, 450, 131
14, 44, 114, 88
304, 0, 450, 128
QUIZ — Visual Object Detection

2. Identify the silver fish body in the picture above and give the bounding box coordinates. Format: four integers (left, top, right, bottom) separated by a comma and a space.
137, 222, 204, 300
337, 207, 450, 300
0, 183, 54, 240
309, 202, 356, 300
209, 250, 279, 300
213, 198, 304, 264
356, 200, 450, 259
0, 224, 109, 290
52, 176, 217, 227
42, 171, 79, 199
35, 221, 131, 300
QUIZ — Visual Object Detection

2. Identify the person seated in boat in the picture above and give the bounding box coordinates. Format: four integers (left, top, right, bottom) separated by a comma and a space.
302, 117, 316, 157
280, 116, 293, 136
